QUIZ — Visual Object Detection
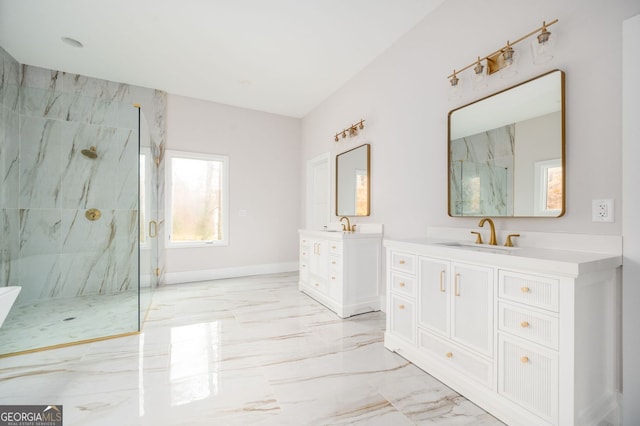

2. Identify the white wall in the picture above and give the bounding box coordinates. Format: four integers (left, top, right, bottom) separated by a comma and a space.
301, 0, 639, 238
622, 14, 640, 426
165, 95, 300, 282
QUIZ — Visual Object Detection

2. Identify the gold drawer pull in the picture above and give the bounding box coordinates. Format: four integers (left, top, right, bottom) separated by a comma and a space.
331, 276, 336, 280
520, 356, 529, 364
314, 283, 319, 287
331, 260, 336, 264
301, 264, 306, 268
399, 282, 405, 287
521, 286, 530, 293
454, 273, 461, 296
446, 352, 453, 358
520, 321, 530, 328
399, 260, 406, 265
398, 304, 405, 310
331, 245, 337, 249
302, 252, 306, 256
439, 270, 445, 293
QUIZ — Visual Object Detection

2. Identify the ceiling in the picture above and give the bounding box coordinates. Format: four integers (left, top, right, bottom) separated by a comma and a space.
0, 0, 445, 118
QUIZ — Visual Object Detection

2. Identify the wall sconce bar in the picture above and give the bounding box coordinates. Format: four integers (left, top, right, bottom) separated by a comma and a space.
334, 119, 365, 142
448, 19, 558, 82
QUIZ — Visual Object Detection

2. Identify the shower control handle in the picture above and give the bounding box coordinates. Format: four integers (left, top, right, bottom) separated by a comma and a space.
85, 208, 101, 221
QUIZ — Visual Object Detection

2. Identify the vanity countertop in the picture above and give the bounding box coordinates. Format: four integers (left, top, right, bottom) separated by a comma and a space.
384, 237, 622, 277
300, 229, 383, 240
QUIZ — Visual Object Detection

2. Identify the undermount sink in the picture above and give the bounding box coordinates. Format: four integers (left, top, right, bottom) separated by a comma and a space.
0, 286, 21, 328
436, 241, 519, 252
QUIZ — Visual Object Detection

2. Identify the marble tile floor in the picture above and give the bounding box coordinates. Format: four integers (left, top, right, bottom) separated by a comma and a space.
0, 273, 503, 425
0, 290, 147, 355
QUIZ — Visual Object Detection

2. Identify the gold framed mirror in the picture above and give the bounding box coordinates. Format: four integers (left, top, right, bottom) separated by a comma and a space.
336, 144, 370, 216
448, 69, 565, 217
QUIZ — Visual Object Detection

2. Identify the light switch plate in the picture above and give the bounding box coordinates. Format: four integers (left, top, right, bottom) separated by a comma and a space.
592, 199, 614, 222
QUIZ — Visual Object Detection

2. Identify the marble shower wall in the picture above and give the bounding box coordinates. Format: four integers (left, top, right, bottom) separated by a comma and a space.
450, 125, 514, 216
0, 46, 166, 303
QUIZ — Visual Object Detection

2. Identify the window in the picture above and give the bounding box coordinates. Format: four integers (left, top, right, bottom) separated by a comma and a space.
534, 159, 563, 216
166, 150, 229, 247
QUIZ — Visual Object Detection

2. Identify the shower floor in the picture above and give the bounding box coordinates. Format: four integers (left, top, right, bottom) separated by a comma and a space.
0, 291, 144, 356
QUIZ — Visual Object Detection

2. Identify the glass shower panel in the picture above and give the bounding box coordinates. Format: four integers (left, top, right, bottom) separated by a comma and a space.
0, 87, 141, 356
139, 108, 157, 326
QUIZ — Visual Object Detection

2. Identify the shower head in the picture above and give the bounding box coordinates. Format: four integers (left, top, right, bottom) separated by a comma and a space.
81, 146, 97, 159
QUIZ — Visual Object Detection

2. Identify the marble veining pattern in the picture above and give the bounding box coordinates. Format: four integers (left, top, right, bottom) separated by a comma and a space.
0, 274, 503, 425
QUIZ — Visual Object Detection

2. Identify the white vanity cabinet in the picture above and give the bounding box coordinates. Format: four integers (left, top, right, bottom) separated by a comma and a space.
299, 230, 381, 318
384, 238, 622, 426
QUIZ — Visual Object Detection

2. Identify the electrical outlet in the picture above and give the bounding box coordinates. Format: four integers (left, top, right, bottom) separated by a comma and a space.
592, 199, 614, 222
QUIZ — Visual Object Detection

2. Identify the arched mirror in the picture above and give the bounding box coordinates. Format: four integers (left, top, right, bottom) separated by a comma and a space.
448, 69, 565, 217
336, 144, 370, 216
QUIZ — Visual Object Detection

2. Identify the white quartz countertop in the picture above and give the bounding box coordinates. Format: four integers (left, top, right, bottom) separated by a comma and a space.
384, 238, 622, 276
300, 229, 382, 240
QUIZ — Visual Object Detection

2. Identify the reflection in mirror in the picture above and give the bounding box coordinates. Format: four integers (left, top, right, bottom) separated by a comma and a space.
336, 144, 370, 216
448, 70, 565, 217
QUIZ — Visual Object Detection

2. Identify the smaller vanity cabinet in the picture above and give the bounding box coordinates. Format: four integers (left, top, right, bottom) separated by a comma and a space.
299, 230, 381, 318
384, 239, 622, 426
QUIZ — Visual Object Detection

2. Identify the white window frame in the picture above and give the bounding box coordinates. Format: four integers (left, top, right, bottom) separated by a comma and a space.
165, 150, 229, 248
534, 158, 562, 216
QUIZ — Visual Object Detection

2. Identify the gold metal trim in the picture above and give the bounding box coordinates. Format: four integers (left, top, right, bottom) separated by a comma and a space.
133, 103, 141, 108
0, 331, 140, 359
447, 69, 565, 218
335, 143, 371, 217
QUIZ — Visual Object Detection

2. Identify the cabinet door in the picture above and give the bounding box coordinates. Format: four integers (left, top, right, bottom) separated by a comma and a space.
450, 262, 493, 356
418, 257, 450, 337
309, 239, 328, 278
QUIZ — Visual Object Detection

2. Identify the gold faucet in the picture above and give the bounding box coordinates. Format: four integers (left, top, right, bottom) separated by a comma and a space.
339, 216, 354, 232
478, 217, 497, 245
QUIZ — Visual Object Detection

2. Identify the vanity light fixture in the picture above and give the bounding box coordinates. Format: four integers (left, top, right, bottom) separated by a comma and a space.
334, 119, 366, 142
447, 19, 558, 85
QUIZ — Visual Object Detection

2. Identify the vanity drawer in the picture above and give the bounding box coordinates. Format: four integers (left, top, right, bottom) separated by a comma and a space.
390, 251, 416, 275
498, 302, 558, 349
328, 241, 343, 255
390, 294, 416, 344
299, 261, 309, 281
328, 255, 342, 271
419, 330, 493, 389
308, 278, 328, 295
498, 335, 558, 424
499, 271, 559, 312
390, 272, 416, 298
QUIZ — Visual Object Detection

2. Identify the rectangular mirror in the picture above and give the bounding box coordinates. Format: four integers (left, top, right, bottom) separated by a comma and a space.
336, 144, 370, 216
448, 70, 565, 217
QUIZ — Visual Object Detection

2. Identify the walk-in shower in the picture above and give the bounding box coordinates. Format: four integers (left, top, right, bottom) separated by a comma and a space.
0, 49, 162, 357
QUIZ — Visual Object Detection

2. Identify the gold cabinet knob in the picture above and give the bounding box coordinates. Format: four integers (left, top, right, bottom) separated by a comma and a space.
314, 283, 319, 287
446, 352, 453, 358
399, 282, 405, 287
521, 286, 530, 293
331, 245, 336, 249
331, 276, 336, 280
331, 260, 336, 264
302, 252, 306, 256
520, 356, 529, 363
520, 321, 530, 328
301, 264, 306, 268
399, 260, 406, 265
398, 304, 405, 310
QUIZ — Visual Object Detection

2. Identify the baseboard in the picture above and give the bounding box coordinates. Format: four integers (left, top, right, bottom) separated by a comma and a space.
162, 262, 299, 285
